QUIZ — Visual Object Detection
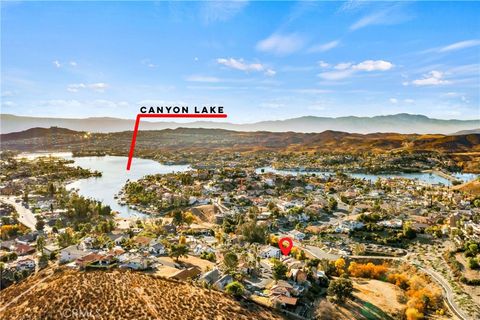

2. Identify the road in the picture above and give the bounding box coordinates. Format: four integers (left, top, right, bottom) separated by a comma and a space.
302, 243, 469, 320
0, 196, 37, 230
417, 265, 470, 320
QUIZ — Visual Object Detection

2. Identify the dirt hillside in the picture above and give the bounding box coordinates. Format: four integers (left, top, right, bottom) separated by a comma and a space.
0, 268, 285, 320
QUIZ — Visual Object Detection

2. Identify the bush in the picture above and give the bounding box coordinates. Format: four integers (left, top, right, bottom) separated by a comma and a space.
327, 278, 353, 303
225, 281, 244, 297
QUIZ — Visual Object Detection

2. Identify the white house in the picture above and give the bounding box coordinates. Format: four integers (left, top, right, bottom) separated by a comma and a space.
60, 245, 89, 263
288, 230, 305, 241
260, 245, 281, 259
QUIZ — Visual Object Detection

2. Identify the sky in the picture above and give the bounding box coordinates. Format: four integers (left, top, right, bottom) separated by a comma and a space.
1, 1, 479, 122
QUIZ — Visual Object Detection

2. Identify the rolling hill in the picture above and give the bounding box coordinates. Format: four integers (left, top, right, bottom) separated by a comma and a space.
0, 268, 284, 320
2, 113, 479, 134
2, 127, 479, 154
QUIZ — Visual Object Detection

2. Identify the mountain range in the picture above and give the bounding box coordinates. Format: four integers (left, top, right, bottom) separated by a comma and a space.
1, 113, 479, 134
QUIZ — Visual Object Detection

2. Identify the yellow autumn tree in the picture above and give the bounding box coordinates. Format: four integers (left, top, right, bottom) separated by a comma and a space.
334, 258, 346, 275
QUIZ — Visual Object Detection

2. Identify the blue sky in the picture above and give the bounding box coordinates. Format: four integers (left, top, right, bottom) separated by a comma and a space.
1, 1, 479, 122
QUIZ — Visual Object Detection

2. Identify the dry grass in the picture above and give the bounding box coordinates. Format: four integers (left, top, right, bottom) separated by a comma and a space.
453, 179, 480, 196
0, 268, 285, 320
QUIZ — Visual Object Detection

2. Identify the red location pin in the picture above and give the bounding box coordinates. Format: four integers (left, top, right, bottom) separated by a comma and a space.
278, 237, 293, 256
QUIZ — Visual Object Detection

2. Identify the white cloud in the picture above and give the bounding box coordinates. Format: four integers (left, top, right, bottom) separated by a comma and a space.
1, 91, 14, 97
69, 61, 77, 67
260, 102, 285, 109
67, 82, 109, 93
438, 39, 480, 53
410, 71, 451, 86
318, 69, 355, 81
334, 62, 353, 70
256, 33, 304, 55
318, 60, 393, 80
353, 60, 393, 71
308, 40, 340, 53
293, 88, 332, 94
88, 83, 109, 92
141, 59, 157, 68
2, 101, 15, 107
185, 75, 220, 83
350, 6, 411, 31
264, 69, 276, 77
389, 98, 398, 104
318, 61, 329, 68
201, 0, 248, 24
52, 60, 61, 68
404, 99, 415, 104
216, 58, 275, 76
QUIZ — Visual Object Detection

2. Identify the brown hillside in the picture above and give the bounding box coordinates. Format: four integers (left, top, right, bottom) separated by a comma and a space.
0, 268, 285, 320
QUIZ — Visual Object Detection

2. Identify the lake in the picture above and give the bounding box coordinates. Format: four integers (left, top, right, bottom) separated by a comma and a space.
256, 167, 477, 186
18, 152, 191, 218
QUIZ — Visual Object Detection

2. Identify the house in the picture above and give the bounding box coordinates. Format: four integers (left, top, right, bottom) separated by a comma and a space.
149, 241, 166, 256
272, 295, 298, 307
288, 230, 305, 241
43, 244, 60, 257
289, 268, 308, 283
16, 258, 36, 271
170, 267, 202, 281
260, 246, 281, 259
213, 274, 233, 290
120, 257, 150, 270
198, 268, 221, 285
60, 245, 89, 263
134, 236, 153, 248
107, 233, 126, 246
0, 240, 15, 251
15, 243, 35, 256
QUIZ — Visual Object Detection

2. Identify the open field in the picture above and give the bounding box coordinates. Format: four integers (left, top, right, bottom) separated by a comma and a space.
0, 268, 284, 320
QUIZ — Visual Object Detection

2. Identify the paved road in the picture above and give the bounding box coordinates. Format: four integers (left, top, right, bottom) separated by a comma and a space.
302, 243, 469, 320
416, 265, 470, 320
0, 196, 37, 230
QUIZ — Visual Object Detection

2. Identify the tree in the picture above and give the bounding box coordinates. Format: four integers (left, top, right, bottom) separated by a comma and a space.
334, 258, 346, 276
38, 254, 49, 269
238, 221, 267, 244
169, 244, 189, 262
328, 197, 338, 212
403, 222, 416, 239
272, 259, 288, 280
223, 252, 239, 273
172, 209, 184, 226
225, 281, 244, 297
327, 278, 353, 303
36, 235, 46, 254
35, 218, 45, 232
468, 257, 479, 269
0, 262, 4, 290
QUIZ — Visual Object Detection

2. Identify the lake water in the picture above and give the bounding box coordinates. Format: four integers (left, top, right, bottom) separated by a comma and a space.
65, 155, 191, 218
256, 167, 477, 186
18, 153, 477, 218
17, 152, 191, 218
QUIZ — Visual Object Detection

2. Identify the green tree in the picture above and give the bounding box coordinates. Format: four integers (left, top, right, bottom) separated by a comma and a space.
36, 235, 46, 254
225, 281, 244, 297
223, 252, 239, 273
327, 278, 353, 303
238, 221, 267, 244
169, 244, 189, 262
272, 259, 288, 280
35, 218, 45, 232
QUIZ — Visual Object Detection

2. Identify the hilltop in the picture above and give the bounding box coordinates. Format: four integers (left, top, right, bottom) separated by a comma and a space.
0, 268, 284, 320
1, 126, 479, 154
2, 113, 479, 134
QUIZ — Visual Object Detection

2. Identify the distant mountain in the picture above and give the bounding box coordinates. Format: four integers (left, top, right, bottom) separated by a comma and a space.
1, 113, 479, 134
451, 128, 480, 135
3, 126, 479, 155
